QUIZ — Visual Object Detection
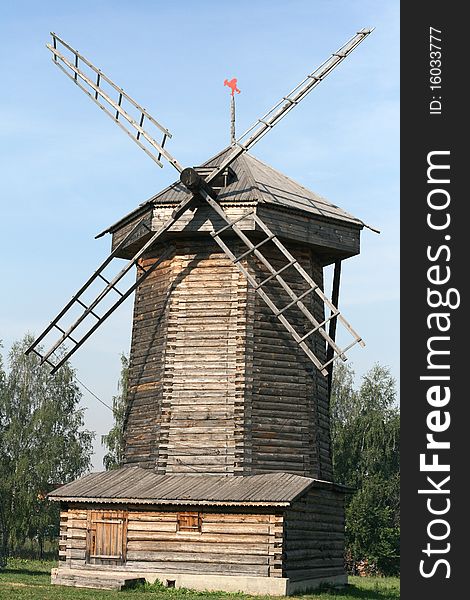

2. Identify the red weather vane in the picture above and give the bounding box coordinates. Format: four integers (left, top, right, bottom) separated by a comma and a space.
224, 78, 241, 96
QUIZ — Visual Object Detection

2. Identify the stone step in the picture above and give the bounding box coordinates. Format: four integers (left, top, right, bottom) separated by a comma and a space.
51, 568, 145, 591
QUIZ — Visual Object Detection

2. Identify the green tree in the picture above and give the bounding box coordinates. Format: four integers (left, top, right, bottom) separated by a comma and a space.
0, 335, 94, 562
330, 363, 400, 575
102, 354, 128, 470
0, 343, 8, 567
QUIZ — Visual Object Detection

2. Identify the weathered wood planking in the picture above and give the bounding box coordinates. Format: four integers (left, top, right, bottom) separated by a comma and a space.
245, 240, 333, 480
123, 234, 334, 479
284, 487, 346, 581
60, 505, 283, 578
124, 239, 248, 474
123, 243, 173, 469
256, 205, 360, 261
59, 490, 345, 581
110, 202, 360, 265
110, 204, 256, 257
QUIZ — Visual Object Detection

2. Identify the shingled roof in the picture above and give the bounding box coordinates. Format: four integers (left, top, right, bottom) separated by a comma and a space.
48, 467, 347, 506
98, 146, 364, 238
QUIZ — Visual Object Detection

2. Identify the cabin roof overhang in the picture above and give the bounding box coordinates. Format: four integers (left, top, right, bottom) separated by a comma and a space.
50, 497, 292, 507
96, 148, 367, 265
48, 467, 351, 507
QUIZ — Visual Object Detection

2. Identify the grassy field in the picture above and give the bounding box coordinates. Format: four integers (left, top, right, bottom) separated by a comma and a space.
0, 559, 400, 600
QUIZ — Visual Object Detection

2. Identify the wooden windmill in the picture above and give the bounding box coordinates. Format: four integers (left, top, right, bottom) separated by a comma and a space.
29, 29, 373, 594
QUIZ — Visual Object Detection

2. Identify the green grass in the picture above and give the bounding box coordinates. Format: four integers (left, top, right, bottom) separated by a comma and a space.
0, 559, 400, 600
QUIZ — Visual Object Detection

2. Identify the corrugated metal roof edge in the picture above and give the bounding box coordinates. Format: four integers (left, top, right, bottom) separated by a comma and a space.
47, 476, 352, 504
48, 497, 291, 507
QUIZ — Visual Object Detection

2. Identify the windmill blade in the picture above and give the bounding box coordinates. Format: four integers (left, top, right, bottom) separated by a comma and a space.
29, 33, 203, 373
206, 200, 364, 377
236, 28, 373, 152
195, 28, 373, 187
47, 33, 184, 172
25, 196, 196, 373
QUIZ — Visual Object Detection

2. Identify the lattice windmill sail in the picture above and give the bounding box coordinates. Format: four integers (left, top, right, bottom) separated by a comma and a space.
27, 29, 372, 376
47, 33, 181, 171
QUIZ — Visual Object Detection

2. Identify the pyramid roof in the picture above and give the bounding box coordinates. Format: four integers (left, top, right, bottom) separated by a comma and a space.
99, 146, 365, 237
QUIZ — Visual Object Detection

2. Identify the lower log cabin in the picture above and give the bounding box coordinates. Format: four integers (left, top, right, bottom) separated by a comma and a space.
49, 468, 348, 595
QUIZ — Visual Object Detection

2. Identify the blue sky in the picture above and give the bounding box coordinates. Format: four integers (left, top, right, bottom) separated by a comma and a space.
0, 0, 399, 469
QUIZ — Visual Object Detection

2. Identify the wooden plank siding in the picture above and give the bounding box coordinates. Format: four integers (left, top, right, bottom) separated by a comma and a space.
110, 203, 360, 265
123, 235, 332, 479
158, 240, 248, 475
247, 241, 333, 481
59, 510, 68, 561
256, 206, 361, 263
124, 239, 249, 474
123, 243, 174, 469
59, 491, 345, 581
284, 487, 346, 582
61, 504, 283, 578
110, 204, 256, 258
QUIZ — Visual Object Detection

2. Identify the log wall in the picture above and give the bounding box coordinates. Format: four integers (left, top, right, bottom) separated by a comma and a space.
124, 239, 249, 474
156, 239, 248, 475
246, 242, 333, 480
284, 486, 346, 582
123, 243, 174, 469
60, 504, 283, 578
124, 235, 333, 479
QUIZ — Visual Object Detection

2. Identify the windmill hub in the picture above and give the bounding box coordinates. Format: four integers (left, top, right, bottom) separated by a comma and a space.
180, 166, 219, 200
179, 167, 201, 191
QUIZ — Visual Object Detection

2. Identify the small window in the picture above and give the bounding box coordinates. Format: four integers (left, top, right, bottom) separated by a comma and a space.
194, 167, 236, 190
177, 511, 201, 532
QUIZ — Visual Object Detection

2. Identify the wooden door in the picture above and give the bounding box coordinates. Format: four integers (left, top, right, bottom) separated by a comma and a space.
86, 510, 127, 565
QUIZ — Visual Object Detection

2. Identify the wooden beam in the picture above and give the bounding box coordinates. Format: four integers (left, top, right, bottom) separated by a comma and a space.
327, 260, 342, 398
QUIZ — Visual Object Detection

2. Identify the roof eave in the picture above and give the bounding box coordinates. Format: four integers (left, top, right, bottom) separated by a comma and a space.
48, 496, 291, 507
95, 204, 152, 239
96, 195, 365, 243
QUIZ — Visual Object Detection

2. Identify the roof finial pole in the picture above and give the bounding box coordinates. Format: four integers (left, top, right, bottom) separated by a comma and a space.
230, 94, 236, 144
224, 77, 240, 146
